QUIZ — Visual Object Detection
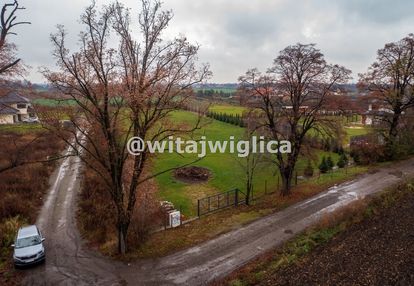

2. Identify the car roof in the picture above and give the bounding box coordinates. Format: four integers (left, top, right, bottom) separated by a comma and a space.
18, 225, 39, 238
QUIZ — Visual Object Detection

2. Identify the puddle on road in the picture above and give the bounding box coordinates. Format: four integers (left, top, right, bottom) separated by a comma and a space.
388, 171, 403, 178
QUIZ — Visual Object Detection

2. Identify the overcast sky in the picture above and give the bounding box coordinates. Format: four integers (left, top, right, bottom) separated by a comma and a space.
11, 0, 414, 83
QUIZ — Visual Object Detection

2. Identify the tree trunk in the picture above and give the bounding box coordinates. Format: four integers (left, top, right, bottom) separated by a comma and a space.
387, 111, 401, 159
389, 111, 401, 141
280, 166, 293, 196
116, 199, 130, 255
117, 221, 128, 255
245, 179, 252, 205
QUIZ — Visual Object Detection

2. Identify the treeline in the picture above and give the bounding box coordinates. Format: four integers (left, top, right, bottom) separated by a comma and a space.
195, 89, 234, 98
206, 111, 245, 127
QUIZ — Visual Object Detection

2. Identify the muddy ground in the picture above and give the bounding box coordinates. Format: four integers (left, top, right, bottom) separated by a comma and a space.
173, 166, 212, 184
257, 190, 414, 286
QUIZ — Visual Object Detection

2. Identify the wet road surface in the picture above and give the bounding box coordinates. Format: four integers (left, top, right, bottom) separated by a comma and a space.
22, 156, 414, 285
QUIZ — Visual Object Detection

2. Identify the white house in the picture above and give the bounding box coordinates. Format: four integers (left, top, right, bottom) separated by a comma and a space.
362, 104, 396, 126
0, 92, 36, 124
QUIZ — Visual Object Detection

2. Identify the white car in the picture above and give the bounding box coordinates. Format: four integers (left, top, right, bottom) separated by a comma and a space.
12, 225, 46, 268
22, 117, 40, 124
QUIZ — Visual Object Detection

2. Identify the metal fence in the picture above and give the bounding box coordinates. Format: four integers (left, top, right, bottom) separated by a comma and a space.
197, 188, 245, 217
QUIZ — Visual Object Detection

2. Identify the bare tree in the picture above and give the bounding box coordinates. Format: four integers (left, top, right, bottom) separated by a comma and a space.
359, 34, 414, 152
240, 43, 350, 196
0, 0, 30, 76
237, 124, 263, 205
43, 0, 209, 254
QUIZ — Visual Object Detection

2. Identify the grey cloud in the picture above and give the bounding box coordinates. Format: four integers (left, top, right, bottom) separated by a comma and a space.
10, 0, 414, 83
337, 0, 414, 25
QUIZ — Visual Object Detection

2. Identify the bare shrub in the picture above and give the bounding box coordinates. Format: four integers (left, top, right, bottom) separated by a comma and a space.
0, 131, 64, 221
128, 179, 163, 248
78, 160, 164, 251
77, 170, 116, 244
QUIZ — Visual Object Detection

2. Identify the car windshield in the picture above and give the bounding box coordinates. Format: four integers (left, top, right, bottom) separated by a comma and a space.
15, 235, 41, 248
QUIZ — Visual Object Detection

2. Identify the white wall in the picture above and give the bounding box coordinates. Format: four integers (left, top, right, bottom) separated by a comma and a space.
11, 103, 28, 115
0, 114, 14, 124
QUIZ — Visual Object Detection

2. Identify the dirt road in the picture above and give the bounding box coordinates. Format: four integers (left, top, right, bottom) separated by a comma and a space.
22, 157, 414, 286
256, 187, 414, 286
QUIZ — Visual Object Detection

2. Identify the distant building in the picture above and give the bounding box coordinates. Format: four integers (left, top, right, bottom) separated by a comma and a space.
361, 104, 395, 126
0, 92, 36, 124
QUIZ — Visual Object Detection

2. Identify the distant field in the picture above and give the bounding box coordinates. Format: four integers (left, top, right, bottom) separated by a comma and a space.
0, 123, 44, 133
33, 98, 76, 106
208, 104, 246, 116
345, 126, 371, 137
344, 126, 371, 145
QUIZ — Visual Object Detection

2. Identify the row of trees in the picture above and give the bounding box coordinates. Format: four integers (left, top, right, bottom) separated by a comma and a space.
195, 89, 233, 98
205, 111, 245, 127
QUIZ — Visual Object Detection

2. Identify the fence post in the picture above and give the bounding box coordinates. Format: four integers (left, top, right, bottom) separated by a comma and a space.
197, 199, 200, 217
164, 212, 167, 230
295, 171, 298, 185
265, 180, 267, 195
277, 176, 280, 191
217, 194, 220, 209
179, 205, 182, 226
235, 189, 239, 206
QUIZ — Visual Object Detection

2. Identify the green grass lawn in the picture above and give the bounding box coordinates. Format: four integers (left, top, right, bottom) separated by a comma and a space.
344, 126, 371, 145
153, 110, 343, 217
0, 123, 44, 133
33, 98, 76, 106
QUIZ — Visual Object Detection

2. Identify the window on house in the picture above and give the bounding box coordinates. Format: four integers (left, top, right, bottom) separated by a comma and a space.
17, 103, 26, 109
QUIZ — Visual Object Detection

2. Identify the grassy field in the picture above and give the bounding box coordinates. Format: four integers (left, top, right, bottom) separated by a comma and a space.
208, 104, 246, 116
0, 123, 44, 133
33, 98, 76, 106
343, 125, 371, 145
344, 126, 371, 137
153, 110, 342, 217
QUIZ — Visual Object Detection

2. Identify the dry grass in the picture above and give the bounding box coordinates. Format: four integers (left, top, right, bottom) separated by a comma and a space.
77, 162, 164, 257
0, 129, 65, 286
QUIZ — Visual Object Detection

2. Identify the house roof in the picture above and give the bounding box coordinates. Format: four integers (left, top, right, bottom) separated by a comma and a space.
364, 110, 393, 116
0, 104, 19, 115
0, 92, 30, 104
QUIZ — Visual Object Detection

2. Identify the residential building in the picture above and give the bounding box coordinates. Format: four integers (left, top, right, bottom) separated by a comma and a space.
0, 92, 36, 124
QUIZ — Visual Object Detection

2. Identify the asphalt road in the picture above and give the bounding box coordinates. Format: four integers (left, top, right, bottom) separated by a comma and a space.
22, 156, 414, 286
